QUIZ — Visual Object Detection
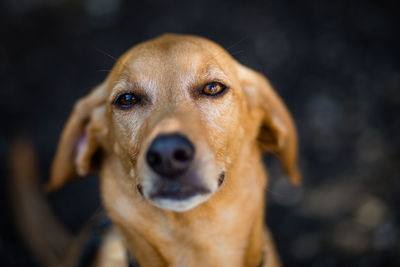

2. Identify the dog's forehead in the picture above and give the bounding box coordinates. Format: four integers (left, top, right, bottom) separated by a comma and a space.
109, 35, 236, 90
127, 34, 232, 66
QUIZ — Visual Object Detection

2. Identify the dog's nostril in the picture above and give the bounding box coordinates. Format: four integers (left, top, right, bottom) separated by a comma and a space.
173, 148, 192, 162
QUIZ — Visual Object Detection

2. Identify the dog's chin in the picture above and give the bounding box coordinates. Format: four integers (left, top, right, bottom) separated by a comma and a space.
140, 172, 224, 212
144, 183, 214, 212
147, 193, 213, 212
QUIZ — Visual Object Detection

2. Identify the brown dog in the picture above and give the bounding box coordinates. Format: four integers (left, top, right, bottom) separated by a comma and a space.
44, 34, 300, 267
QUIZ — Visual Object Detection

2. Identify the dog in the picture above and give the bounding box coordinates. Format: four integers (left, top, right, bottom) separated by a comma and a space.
13, 34, 300, 267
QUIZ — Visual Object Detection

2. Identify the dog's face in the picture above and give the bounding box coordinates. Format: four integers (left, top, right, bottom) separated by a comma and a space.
106, 36, 248, 211
47, 34, 300, 213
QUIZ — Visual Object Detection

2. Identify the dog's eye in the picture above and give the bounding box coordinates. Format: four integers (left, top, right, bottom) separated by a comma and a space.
202, 82, 227, 96
114, 93, 140, 108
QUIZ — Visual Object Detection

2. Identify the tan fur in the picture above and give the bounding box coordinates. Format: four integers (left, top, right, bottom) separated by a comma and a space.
47, 34, 300, 266
9, 138, 72, 267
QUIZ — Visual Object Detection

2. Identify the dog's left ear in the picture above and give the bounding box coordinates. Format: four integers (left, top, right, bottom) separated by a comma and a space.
237, 63, 301, 185
45, 82, 108, 192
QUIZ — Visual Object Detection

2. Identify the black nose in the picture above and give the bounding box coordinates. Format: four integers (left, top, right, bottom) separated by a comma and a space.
146, 134, 195, 178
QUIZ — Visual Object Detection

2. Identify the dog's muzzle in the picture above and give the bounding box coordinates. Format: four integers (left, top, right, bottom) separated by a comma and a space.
145, 133, 210, 200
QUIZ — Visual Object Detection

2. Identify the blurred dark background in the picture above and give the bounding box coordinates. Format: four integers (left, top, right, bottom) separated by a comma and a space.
1, 0, 399, 266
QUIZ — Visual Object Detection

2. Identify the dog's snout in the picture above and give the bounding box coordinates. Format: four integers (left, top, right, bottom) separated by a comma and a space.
146, 134, 195, 178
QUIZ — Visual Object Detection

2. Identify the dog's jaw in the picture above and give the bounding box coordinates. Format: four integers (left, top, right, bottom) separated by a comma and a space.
147, 192, 215, 212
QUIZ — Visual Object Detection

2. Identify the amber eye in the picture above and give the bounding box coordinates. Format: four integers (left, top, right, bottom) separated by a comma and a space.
114, 93, 140, 109
202, 82, 227, 96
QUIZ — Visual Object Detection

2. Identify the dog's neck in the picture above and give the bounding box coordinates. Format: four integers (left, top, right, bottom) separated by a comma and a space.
101, 144, 267, 267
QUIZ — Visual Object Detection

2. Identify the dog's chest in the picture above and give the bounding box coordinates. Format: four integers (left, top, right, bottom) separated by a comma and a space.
109, 202, 255, 266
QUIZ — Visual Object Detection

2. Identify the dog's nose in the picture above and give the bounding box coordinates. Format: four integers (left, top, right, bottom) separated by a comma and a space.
146, 134, 195, 178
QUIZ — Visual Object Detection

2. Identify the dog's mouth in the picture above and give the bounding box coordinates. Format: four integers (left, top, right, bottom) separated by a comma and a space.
138, 171, 225, 212
149, 183, 211, 200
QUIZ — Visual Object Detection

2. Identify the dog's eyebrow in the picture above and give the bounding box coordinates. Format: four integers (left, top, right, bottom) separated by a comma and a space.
109, 72, 157, 102
109, 78, 132, 100
202, 67, 231, 85
112, 78, 130, 90
109, 78, 146, 103
180, 66, 232, 98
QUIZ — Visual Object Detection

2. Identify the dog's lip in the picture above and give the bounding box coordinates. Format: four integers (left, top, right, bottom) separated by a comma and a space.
218, 172, 225, 187
149, 183, 211, 201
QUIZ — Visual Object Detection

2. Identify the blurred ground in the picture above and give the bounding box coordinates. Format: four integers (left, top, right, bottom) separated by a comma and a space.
1, 0, 399, 266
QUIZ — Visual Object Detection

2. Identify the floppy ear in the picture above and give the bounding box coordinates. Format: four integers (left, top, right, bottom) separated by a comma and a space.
237, 63, 301, 185
45, 83, 108, 192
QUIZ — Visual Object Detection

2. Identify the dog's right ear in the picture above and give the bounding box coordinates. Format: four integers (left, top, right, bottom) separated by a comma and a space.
236, 63, 301, 185
45, 83, 108, 192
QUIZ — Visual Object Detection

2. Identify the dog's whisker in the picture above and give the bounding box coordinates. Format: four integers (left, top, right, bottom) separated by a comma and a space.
95, 48, 119, 62
205, 37, 248, 65
225, 36, 249, 52
96, 69, 113, 73
229, 50, 245, 57
95, 48, 130, 70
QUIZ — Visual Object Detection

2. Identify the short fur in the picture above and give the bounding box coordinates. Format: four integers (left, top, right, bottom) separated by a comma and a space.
43, 34, 300, 267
